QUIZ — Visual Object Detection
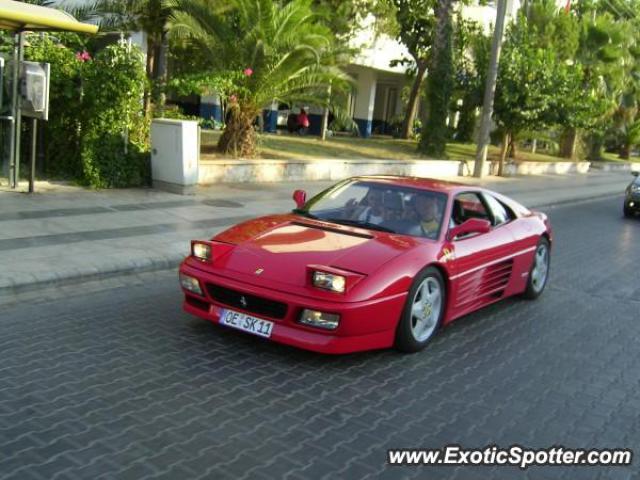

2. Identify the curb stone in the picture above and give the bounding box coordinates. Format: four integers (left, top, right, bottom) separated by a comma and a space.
0, 254, 185, 306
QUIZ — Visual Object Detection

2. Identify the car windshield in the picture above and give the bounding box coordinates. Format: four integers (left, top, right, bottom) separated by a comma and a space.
297, 181, 448, 239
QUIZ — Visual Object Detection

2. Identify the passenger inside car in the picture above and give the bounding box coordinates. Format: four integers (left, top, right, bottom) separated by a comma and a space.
413, 193, 444, 238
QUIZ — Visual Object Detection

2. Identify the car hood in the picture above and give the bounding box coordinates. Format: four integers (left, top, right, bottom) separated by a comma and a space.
211, 215, 420, 286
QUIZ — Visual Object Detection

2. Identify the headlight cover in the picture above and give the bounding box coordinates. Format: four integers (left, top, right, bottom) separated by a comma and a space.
312, 271, 346, 293
191, 241, 212, 262
307, 265, 365, 294
180, 273, 203, 295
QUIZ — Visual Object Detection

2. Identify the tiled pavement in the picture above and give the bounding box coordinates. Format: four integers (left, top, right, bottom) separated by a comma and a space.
0, 196, 638, 479
0, 171, 635, 305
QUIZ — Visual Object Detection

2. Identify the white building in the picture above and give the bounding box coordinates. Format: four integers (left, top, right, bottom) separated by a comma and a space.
333, 0, 571, 138
322, 2, 521, 138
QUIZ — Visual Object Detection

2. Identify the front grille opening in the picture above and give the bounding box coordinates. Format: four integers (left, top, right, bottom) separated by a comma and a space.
185, 295, 210, 312
206, 283, 288, 320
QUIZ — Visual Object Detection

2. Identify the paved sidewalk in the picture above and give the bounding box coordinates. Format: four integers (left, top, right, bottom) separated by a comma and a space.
0, 171, 632, 304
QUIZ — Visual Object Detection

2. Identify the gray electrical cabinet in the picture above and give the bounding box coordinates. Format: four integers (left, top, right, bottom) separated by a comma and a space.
150, 118, 200, 195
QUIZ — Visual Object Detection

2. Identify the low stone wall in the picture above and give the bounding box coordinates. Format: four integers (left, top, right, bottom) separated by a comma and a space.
589, 161, 640, 172
198, 159, 463, 185
197, 158, 630, 185
502, 161, 591, 176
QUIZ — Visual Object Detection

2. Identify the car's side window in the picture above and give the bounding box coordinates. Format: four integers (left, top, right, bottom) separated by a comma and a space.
451, 192, 490, 226
483, 194, 513, 226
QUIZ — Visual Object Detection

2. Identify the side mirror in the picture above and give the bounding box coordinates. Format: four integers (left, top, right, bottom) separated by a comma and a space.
448, 218, 491, 240
632, 171, 639, 177
293, 189, 307, 209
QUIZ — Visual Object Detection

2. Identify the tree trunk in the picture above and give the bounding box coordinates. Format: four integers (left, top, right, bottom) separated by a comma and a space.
144, 35, 156, 116
455, 94, 477, 143
531, 138, 537, 154
321, 83, 332, 141
587, 133, 603, 161
620, 143, 631, 160
560, 127, 578, 159
508, 135, 517, 160
401, 62, 427, 139
418, 0, 455, 157
218, 108, 259, 157
155, 31, 169, 114
498, 132, 509, 176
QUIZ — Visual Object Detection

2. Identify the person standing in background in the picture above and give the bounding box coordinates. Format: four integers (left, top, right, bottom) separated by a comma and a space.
297, 108, 310, 135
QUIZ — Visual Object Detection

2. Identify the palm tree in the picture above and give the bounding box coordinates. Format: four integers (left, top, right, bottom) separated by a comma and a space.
391, 0, 437, 140
564, 14, 629, 159
64, 0, 172, 111
167, 0, 351, 157
418, 0, 455, 157
616, 111, 640, 159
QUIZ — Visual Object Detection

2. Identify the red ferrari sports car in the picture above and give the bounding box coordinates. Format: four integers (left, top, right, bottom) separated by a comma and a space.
179, 176, 552, 354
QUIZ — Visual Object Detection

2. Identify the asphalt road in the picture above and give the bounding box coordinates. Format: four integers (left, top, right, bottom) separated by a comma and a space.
1, 196, 639, 480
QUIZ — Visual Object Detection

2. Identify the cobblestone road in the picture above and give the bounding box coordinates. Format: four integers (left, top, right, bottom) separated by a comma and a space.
1, 196, 639, 480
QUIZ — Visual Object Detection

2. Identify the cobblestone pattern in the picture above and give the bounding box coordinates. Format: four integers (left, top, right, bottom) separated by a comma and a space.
0, 197, 638, 480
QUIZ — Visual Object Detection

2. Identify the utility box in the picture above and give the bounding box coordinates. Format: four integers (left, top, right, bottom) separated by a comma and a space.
21, 61, 50, 120
151, 119, 199, 195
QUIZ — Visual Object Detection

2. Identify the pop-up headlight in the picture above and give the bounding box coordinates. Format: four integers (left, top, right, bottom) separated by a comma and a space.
191, 241, 212, 262
312, 271, 346, 293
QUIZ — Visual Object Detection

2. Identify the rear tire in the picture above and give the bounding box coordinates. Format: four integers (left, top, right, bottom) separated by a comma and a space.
395, 267, 445, 353
523, 237, 550, 300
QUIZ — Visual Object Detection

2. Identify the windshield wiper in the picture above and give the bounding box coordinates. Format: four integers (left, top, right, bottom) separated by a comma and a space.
324, 218, 396, 233
292, 209, 318, 219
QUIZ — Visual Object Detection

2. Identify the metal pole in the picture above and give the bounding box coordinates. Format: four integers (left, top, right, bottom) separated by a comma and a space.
8, 33, 19, 188
29, 118, 37, 193
473, 0, 508, 178
0, 57, 4, 180
13, 32, 25, 189
321, 83, 332, 141
0, 57, 4, 112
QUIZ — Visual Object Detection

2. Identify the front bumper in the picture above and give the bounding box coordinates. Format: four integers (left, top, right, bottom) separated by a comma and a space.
625, 194, 640, 213
179, 262, 407, 354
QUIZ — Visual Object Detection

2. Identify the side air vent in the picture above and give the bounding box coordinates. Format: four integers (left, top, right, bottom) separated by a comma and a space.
455, 259, 514, 308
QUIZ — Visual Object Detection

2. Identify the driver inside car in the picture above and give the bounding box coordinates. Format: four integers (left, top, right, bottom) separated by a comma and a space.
344, 189, 386, 224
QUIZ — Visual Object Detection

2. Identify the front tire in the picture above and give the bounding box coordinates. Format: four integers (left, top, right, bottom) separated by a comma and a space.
523, 237, 551, 300
395, 267, 445, 353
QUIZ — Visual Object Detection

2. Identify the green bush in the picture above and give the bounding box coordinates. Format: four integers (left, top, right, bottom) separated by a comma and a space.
26, 36, 149, 188
27, 35, 84, 179
81, 132, 149, 188
81, 43, 149, 187
156, 104, 197, 121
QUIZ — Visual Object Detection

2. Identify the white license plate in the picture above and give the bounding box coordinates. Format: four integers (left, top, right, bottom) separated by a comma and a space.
219, 308, 274, 338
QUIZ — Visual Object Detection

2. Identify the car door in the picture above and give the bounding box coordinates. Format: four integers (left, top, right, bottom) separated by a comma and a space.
443, 192, 517, 317
485, 192, 541, 293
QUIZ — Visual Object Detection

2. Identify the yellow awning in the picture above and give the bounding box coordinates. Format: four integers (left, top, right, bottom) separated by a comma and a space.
0, 0, 98, 34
